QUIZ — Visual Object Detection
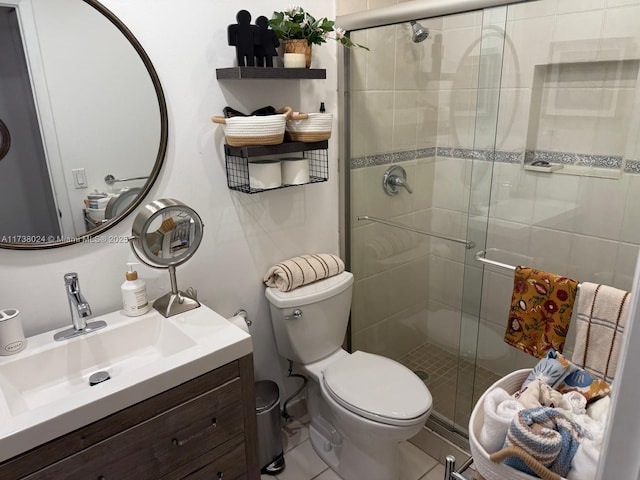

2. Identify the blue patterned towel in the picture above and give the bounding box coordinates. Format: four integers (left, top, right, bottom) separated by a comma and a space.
504, 406, 584, 478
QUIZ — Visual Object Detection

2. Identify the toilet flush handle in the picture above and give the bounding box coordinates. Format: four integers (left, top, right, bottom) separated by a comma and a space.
284, 309, 303, 320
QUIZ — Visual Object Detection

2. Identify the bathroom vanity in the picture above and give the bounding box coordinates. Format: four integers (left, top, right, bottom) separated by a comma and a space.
0, 306, 259, 480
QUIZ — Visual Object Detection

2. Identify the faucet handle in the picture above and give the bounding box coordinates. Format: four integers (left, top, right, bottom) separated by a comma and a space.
64, 272, 79, 284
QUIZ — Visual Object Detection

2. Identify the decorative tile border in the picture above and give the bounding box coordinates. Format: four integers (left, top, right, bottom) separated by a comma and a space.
626, 160, 640, 174
352, 146, 636, 173
350, 147, 436, 169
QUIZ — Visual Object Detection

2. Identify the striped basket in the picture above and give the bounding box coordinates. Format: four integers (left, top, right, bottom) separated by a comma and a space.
285, 112, 332, 142
212, 107, 291, 147
469, 369, 568, 480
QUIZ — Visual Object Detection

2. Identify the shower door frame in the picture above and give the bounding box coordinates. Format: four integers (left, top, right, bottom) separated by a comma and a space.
339, 1, 640, 478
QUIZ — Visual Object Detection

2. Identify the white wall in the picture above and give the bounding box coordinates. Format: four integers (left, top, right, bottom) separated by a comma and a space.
0, 0, 340, 397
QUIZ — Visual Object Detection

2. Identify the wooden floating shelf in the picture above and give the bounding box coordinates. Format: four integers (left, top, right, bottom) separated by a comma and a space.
216, 67, 326, 80
224, 140, 328, 158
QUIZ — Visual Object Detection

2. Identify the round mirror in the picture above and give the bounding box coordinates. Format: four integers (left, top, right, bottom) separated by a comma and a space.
0, 0, 168, 250
130, 199, 204, 317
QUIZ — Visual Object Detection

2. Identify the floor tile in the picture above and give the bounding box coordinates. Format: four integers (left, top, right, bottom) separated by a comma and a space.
277, 440, 329, 480
312, 468, 343, 479
399, 441, 439, 480
281, 418, 310, 453
421, 463, 445, 480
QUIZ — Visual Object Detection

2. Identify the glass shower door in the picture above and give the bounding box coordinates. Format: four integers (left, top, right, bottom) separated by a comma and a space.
346, 7, 508, 433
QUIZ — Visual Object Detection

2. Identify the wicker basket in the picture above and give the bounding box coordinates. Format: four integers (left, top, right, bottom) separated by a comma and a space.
469, 369, 567, 480
212, 107, 292, 147
285, 112, 332, 142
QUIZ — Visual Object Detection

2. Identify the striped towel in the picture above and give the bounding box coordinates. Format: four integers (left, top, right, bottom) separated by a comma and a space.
504, 406, 584, 478
572, 282, 630, 383
263, 254, 345, 292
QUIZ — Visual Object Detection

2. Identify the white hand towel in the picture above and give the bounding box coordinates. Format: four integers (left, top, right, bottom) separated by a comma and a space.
563, 391, 587, 416
568, 436, 602, 480
263, 253, 345, 292
480, 387, 523, 454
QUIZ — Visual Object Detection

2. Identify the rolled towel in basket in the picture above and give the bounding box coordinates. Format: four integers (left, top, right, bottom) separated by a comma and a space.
480, 387, 524, 454
263, 253, 345, 292
503, 406, 584, 478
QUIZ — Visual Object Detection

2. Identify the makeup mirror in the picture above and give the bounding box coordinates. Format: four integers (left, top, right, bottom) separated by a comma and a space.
129, 199, 204, 318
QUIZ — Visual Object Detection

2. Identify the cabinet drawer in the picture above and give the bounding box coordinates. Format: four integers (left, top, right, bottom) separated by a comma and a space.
180, 435, 247, 480
26, 378, 244, 480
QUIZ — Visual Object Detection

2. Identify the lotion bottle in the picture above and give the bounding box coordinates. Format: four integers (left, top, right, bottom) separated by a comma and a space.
121, 263, 150, 316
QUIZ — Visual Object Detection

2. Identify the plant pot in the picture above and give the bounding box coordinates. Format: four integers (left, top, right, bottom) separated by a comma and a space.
283, 39, 312, 68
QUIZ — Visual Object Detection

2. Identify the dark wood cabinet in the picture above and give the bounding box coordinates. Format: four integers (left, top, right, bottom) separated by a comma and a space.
0, 355, 259, 480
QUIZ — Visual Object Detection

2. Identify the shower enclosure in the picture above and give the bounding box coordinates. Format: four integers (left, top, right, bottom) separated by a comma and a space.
343, 0, 640, 438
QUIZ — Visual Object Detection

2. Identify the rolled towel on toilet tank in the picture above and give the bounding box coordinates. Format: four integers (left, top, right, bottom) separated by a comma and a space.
263, 253, 345, 292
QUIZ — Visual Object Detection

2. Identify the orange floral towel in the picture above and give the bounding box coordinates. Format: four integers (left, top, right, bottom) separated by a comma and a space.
504, 267, 579, 359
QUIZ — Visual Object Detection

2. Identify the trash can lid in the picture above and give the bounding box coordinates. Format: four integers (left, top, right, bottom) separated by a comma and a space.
255, 380, 280, 412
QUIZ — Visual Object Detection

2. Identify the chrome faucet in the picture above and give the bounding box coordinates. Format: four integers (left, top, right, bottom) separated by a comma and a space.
65, 272, 92, 330
54, 273, 107, 341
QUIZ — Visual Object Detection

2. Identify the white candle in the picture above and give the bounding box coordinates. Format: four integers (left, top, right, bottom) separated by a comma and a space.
283, 53, 306, 68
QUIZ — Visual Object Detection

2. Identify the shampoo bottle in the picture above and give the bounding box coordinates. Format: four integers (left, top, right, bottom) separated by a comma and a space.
121, 263, 150, 316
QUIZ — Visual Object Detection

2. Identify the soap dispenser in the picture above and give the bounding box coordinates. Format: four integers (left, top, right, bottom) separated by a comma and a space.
121, 263, 150, 316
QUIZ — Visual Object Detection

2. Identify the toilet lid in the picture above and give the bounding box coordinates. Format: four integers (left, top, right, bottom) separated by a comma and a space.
323, 351, 432, 426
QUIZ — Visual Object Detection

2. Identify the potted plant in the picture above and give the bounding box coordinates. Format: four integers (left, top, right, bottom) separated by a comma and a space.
269, 6, 367, 67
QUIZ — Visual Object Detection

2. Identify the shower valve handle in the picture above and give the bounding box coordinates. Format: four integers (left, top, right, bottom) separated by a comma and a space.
383, 165, 413, 195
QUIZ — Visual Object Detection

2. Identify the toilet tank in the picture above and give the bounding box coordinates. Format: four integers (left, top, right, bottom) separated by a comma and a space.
265, 271, 354, 364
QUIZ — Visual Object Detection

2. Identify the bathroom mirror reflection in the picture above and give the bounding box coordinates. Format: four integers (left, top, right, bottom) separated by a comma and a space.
0, 0, 167, 250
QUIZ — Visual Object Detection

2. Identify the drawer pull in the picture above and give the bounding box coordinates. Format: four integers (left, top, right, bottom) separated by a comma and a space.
217, 473, 223, 479
171, 418, 217, 446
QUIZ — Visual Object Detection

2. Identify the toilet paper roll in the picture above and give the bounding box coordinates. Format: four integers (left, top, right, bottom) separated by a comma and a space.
281, 157, 310, 185
228, 314, 250, 333
249, 160, 282, 190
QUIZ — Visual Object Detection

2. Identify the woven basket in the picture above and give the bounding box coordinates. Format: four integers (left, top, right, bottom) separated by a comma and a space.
285, 112, 333, 142
212, 107, 291, 147
469, 369, 567, 480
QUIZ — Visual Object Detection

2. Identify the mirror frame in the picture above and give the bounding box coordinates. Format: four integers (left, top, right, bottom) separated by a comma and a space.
2, 0, 168, 250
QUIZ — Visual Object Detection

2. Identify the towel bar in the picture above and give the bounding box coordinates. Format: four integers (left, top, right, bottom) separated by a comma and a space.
104, 174, 149, 185
357, 215, 475, 249
475, 249, 581, 290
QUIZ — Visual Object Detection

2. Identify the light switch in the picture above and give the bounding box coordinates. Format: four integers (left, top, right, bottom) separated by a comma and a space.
72, 168, 88, 188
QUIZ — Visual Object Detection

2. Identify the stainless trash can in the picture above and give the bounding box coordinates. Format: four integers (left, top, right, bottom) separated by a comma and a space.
255, 380, 285, 475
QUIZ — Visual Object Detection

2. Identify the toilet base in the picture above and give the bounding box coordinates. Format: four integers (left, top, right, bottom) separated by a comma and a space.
309, 416, 400, 480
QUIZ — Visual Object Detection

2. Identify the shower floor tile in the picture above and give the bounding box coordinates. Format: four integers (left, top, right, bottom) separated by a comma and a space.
399, 342, 501, 429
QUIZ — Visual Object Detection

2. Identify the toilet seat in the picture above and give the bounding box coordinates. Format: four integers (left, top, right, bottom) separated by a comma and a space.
322, 351, 432, 427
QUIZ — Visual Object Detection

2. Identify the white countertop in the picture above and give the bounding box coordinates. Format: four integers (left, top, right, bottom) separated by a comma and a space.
0, 304, 252, 463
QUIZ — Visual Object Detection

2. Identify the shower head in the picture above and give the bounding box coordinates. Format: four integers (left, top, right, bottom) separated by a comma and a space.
410, 20, 429, 43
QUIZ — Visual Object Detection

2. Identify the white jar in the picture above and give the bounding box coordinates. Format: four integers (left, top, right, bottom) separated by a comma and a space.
0, 309, 26, 355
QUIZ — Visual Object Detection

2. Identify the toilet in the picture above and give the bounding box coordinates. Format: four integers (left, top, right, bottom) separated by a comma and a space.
265, 271, 432, 480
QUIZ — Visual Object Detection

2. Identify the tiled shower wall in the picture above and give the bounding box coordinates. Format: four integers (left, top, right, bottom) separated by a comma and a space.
345, 0, 640, 375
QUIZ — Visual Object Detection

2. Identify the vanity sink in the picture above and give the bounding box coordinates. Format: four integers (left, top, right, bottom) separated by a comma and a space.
0, 316, 196, 415
0, 305, 252, 463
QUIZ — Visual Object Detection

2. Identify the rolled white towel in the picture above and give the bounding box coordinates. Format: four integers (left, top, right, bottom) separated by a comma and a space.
563, 391, 587, 416
480, 388, 523, 453
263, 253, 345, 292
587, 395, 610, 423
